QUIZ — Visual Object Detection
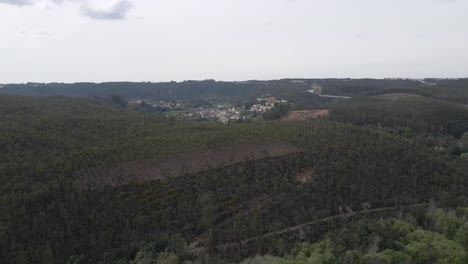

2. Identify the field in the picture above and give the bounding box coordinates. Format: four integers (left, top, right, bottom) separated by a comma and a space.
280, 109, 329, 121
74, 142, 302, 188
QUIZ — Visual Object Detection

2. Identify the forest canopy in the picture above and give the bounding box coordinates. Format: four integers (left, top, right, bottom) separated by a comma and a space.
0, 78, 467, 264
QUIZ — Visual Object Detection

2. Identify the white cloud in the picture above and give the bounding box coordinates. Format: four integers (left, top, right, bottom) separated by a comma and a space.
0, 0, 35, 6
15, 27, 51, 40
80, 0, 133, 20
0, 0, 134, 20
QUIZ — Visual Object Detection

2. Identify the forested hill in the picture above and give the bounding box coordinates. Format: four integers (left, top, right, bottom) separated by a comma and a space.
0, 78, 424, 100
0, 80, 328, 109
1, 94, 467, 263
2, 78, 466, 105
321, 78, 468, 104
0, 80, 313, 100
329, 95, 468, 138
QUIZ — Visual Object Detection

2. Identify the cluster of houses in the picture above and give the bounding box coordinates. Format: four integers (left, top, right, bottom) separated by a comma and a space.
128, 95, 289, 124
198, 96, 289, 123
128, 99, 182, 111
198, 107, 241, 124
250, 96, 288, 114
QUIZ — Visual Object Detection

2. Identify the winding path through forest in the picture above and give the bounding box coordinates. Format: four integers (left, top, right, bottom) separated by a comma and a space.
189, 203, 427, 254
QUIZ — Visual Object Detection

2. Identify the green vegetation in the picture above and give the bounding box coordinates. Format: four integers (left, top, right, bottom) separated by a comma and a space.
264, 103, 291, 120
242, 207, 468, 264
321, 78, 468, 105
329, 96, 468, 138
2, 78, 467, 106
1, 81, 468, 264
460, 133, 468, 152
321, 79, 422, 97
0, 80, 326, 109
420, 79, 468, 104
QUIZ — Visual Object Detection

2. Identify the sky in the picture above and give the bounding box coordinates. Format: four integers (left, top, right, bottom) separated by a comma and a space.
0, 0, 467, 83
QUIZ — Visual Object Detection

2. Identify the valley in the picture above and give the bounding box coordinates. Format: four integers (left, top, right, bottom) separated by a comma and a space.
0, 78, 467, 264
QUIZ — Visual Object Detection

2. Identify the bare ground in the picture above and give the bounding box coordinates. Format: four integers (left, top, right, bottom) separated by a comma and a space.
295, 168, 315, 184
280, 110, 329, 121
74, 142, 303, 189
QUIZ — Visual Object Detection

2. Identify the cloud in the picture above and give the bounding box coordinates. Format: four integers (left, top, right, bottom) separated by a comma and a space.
36, 30, 50, 40
0, 0, 134, 20
80, 0, 133, 20
0, 0, 35, 6
15, 27, 51, 40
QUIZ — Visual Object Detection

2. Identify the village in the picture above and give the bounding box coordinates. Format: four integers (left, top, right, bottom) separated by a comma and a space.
128, 95, 289, 124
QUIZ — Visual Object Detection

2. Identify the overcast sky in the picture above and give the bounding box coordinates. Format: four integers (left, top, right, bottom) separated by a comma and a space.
0, 0, 467, 83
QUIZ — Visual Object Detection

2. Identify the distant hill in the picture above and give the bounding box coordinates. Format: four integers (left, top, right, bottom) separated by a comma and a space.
3, 78, 465, 107
0, 80, 308, 100
329, 95, 468, 138
321, 78, 468, 105
0, 80, 329, 109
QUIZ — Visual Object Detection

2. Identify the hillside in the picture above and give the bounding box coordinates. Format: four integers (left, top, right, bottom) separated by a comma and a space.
321, 78, 468, 105
241, 207, 468, 264
329, 95, 468, 138
1, 94, 467, 263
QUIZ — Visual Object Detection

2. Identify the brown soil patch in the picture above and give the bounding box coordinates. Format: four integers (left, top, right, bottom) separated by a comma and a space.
280, 110, 329, 121
376, 93, 420, 101
74, 142, 303, 189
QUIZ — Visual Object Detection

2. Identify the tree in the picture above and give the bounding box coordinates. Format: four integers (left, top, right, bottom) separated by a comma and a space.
110, 94, 127, 108
199, 193, 216, 233
41, 244, 56, 264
